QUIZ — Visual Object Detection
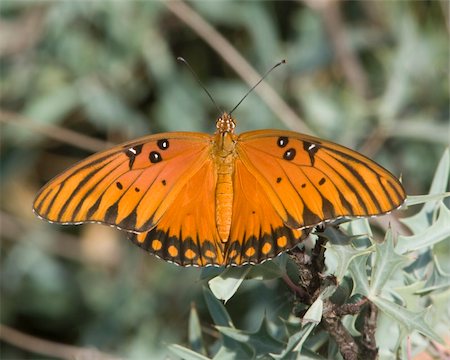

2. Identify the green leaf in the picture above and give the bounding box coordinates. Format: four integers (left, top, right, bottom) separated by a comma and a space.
370, 296, 443, 343
199, 266, 224, 281
401, 148, 449, 234
302, 297, 323, 325
396, 202, 450, 254
405, 193, 450, 207
203, 288, 255, 359
208, 266, 250, 303
348, 254, 371, 297
189, 303, 207, 356
203, 287, 234, 328
370, 229, 407, 296
246, 259, 285, 280
416, 252, 450, 294
394, 281, 427, 312
271, 323, 316, 359
340, 218, 373, 239
216, 317, 284, 356
212, 342, 255, 360
169, 344, 211, 360
325, 236, 374, 282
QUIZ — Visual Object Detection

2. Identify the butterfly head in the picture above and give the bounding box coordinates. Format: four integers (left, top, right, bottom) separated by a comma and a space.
216, 112, 236, 134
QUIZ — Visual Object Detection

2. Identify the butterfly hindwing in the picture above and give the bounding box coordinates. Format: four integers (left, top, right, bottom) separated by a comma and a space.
224, 158, 310, 266
237, 130, 406, 229
33, 133, 211, 233
130, 160, 224, 266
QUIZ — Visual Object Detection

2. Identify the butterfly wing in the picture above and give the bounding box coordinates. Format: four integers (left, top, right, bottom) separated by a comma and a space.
224, 158, 310, 266
130, 160, 224, 267
236, 130, 406, 230
33, 132, 212, 233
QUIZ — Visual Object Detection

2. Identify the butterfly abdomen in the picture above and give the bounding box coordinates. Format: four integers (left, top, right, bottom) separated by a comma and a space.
214, 129, 238, 243
215, 161, 234, 242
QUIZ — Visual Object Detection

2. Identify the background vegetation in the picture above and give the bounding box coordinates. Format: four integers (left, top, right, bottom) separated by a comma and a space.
1, 1, 448, 359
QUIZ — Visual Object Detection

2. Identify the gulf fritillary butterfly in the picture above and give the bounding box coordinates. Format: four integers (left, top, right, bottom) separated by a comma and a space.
33, 111, 406, 267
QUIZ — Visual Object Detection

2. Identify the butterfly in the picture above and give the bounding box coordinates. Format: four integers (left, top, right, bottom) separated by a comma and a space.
33, 111, 406, 267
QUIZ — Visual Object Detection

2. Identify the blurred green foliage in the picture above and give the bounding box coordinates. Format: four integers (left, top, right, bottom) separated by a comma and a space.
0, 1, 448, 359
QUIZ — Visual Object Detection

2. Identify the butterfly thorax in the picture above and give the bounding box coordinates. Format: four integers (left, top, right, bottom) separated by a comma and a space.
213, 113, 238, 243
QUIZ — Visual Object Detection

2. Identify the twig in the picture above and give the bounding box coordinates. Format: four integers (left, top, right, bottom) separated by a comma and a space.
289, 232, 379, 359
359, 302, 378, 359
0, 110, 111, 152
322, 300, 359, 360
359, 120, 450, 158
282, 274, 308, 298
0, 324, 122, 360
439, 0, 449, 34
0, 7, 47, 57
301, 0, 369, 98
163, 0, 313, 135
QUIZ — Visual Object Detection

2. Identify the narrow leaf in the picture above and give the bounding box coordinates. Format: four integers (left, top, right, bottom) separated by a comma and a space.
405, 193, 450, 207
216, 317, 284, 355
302, 297, 323, 324
208, 266, 250, 303
189, 303, 207, 355
247, 260, 284, 280
271, 323, 316, 359
169, 344, 211, 360
401, 148, 449, 234
203, 287, 234, 328
396, 202, 450, 254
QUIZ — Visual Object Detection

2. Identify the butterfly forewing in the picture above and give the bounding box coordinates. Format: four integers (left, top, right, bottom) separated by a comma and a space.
33, 133, 212, 233
237, 130, 406, 229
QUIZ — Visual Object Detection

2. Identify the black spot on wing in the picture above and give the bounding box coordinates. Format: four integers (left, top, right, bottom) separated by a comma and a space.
277, 136, 289, 148
157, 139, 170, 150
283, 148, 296, 161
125, 144, 143, 170
149, 151, 162, 163
303, 141, 319, 166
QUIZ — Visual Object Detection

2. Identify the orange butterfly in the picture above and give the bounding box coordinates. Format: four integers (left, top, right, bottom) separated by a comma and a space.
33, 111, 406, 267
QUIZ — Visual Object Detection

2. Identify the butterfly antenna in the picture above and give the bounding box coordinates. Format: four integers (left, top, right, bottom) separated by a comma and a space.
229, 59, 286, 115
177, 57, 223, 114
